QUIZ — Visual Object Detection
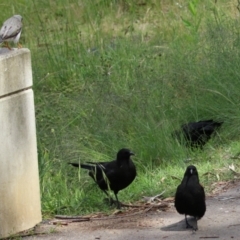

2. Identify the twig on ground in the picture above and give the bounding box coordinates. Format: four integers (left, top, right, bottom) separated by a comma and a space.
53, 200, 170, 225
228, 223, 240, 228
6, 231, 49, 239
199, 237, 219, 239
54, 205, 163, 224
121, 201, 169, 209
55, 215, 90, 220
142, 190, 166, 203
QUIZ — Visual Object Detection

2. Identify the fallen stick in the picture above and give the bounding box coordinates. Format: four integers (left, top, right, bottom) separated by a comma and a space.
120, 201, 169, 209
54, 206, 155, 223
199, 237, 219, 239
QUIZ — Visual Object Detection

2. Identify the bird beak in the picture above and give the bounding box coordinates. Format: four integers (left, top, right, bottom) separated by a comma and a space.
130, 151, 135, 156
190, 169, 193, 174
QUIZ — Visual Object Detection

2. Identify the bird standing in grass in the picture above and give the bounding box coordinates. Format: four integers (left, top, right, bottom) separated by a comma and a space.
175, 165, 206, 231
0, 15, 23, 50
69, 148, 136, 209
173, 119, 223, 148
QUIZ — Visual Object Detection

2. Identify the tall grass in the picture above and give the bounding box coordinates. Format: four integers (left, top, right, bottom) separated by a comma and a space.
1, 0, 240, 216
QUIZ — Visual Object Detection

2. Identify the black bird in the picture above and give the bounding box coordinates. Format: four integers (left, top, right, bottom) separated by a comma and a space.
173, 119, 223, 148
174, 165, 206, 230
69, 148, 136, 209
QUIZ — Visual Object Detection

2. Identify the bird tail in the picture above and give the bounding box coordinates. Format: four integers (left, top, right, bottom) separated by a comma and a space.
68, 162, 101, 171
68, 162, 80, 168
207, 121, 223, 131
214, 121, 224, 127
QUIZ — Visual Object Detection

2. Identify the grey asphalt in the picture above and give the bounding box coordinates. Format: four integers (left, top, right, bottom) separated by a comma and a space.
26, 181, 240, 240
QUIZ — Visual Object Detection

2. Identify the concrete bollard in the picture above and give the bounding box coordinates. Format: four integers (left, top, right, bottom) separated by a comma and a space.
0, 48, 42, 238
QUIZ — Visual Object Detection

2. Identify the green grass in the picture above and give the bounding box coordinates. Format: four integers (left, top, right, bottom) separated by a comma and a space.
1, 0, 240, 217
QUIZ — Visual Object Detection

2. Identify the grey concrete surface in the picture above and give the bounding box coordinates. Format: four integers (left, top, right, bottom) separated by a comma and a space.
0, 48, 33, 97
0, 49, 41, 238
25, 181, 240, 240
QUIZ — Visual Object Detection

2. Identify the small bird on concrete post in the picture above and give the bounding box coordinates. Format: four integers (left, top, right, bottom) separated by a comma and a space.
0, 15, 23, 50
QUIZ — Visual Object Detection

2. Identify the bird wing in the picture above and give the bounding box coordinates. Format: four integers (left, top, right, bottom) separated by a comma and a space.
94, 161, 119, 184
0, 18, 22, 40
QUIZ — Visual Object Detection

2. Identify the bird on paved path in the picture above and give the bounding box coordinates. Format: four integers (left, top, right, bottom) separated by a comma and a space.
174, 165, 206, 231
173, 119, 223, 148
69, 148, 136, 209
0, 15, 23, 50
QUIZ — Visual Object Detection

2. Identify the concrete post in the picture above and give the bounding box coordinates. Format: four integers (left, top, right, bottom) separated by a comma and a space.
0, 48, 42, 238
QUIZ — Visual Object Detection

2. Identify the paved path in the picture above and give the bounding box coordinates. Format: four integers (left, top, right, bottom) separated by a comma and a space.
26, 181, 240, 240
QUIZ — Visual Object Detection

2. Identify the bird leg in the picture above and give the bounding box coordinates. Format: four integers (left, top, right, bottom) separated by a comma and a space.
194, 217, 198, 231
3, 42, 11, 50
102, 189, 122, 209
185, 215, 192, 228
114, 193, 122, 209
185, 215, 198, 231
103, 192, 122, 209
102, 189, 116, 206
17, 42, 22, 49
